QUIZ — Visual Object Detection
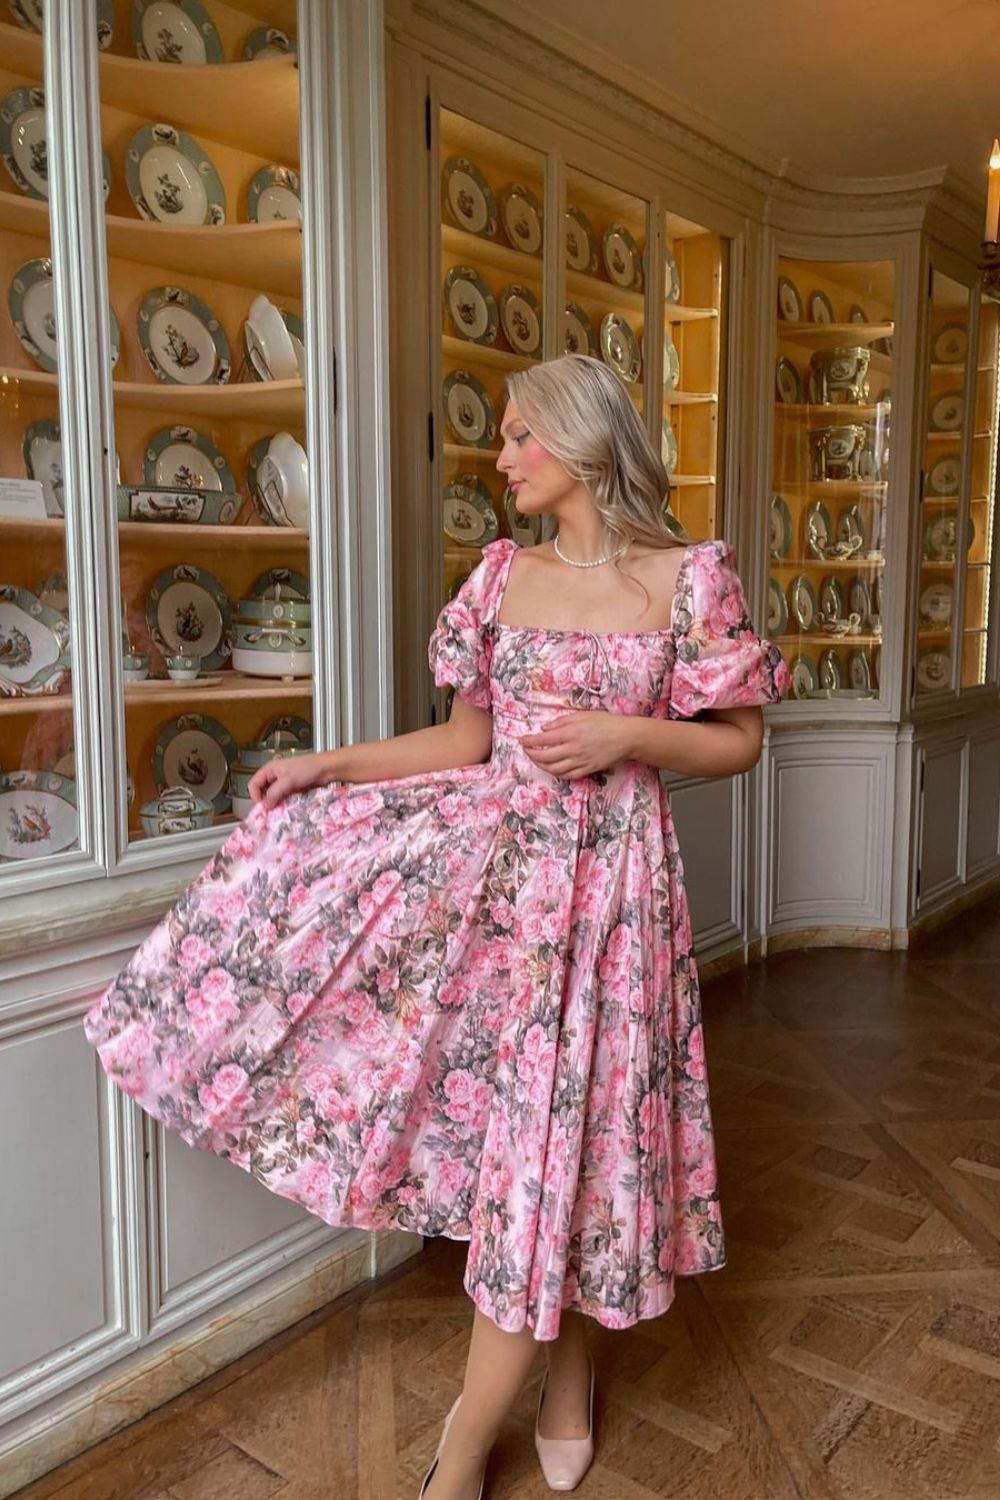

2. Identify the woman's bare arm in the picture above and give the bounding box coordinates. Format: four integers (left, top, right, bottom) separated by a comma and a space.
626, 705, 764, 778
320, 693, 493, 784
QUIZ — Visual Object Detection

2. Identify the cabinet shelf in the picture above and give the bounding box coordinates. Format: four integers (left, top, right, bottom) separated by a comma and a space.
777, 321, 893, 350
0, 24, 299, 161
565, 268, 644, 314
777, 480, 887, 496
0, 515, 309, 545
441, 336, 539, 371
669, 474, 716, 486
665, 390, 717, 406
770, 555, 885, 568
444, 441, 500, 462
665, 304, 718, 323
775, 632, 882, 646
440, 223, 543, 279
775, 403, 887, 420
123, 673, 313, 704
0, 369, 305, 420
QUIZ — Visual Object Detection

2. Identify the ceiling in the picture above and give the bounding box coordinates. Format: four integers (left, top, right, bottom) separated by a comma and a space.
475, 0, 999, 202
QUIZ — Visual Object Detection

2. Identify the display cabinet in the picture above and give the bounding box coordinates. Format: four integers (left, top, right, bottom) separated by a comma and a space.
771, 254, 894, 705
964, 290, 999, 687
434, 97, 729, 633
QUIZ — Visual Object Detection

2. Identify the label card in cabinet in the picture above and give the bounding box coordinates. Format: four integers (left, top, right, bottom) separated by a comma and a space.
0, 477, 46, 519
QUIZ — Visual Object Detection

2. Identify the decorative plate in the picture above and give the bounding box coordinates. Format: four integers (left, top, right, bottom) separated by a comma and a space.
35, 569, 67, 613
805, 499, 834, 558
8, 258, 118, 372
126, 122, 225, 224
249, 567, 310, 601
770, 493, 793, 558
246, 435, 275, 523
144, 425, 234, 492
442, 369, 497, 446
247, 164, 301, 223
838, 503, 867, 552
790, 573, 819, 632
259, 714, 313, 748
9, 0, 114, 46
916, 649, 951, 692
818, 649, 844, 689
932, 323, 968, 364
600, 313, 641, 383
132, 0, 224, 63
0, 769, 77, 861
443, 475, 498, 546
789, 653, 818, 699
564, 206, 599, 273
919, 581, 953, 628
928, 389, 965, 432
661, 421, 678, 474
775, 356, 801, 404
922, 509, 958, 562
563, 301, 598, 357
777, 275, 803, 322
848, 304, 868, 324
927, 452, 961, 496
138, 285, 230, 384
808, 289, 835, 323
255, 431, 308, 528
153, 713, 236, 813
819, 576, 845, 621
664, 247, 681, 304
242, 26, 296, 59
662, 334, 680, 391
602, 223, 643, 290
23, 418, 63, 515
443, 265, 498, 346
0, 85, 113, 201
0, 583, 71, 696
849, 650, 872, 690
145, 563, 233, 670
498, 283, 542, 356
498, 183, 543, 256
767, 576, 788, 634
243, 292, 300, 379
441, 156, 497, 238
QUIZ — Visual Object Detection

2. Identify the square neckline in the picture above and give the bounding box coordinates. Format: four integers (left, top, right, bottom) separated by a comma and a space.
492, 538, 701, 638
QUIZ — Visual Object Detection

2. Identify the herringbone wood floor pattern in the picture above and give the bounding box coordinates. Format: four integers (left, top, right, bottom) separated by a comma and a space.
16, 894, 1000, 1500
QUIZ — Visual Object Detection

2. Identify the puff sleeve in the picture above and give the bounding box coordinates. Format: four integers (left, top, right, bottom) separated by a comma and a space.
427, 542, 501, 710
668, 539, 792, 718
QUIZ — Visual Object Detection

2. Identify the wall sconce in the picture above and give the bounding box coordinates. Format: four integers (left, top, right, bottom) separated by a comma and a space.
983, 138, 1000, 302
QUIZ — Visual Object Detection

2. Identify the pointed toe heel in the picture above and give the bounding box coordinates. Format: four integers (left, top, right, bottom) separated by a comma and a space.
534, 1353, 595, 1492
418, 1394, 486, 1500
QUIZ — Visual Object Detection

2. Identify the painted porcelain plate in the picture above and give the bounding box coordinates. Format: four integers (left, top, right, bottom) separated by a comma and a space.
600, 313, 641, 383
145, 425, 234, 491
153, 713, 236, 813
564, 206, 599, 273
849, 304, 868, 324
8, 257, 120, 373
916, 649, 951, 691
919, 581, 953, 627
146, 563, 233, 670
662, 334, 680, 391
441, 156, 497, 238
932, 323, 968, 364
9, 0, 113, 45
661, 420, 678, 474
769, 493, 793, 558
443, 475, 499, 546
0, 87, 111, 200
767, 576, 788, 634
126, 123, 225, 225
242, 26, 296, 59
23, 418, 63, 515
602, 223, 643, 290
138, 285, 230, 384
132, 0, 224, 63
243, 292, 300, 379
775, 356, 801, 404
443, 265, 498, 346
0, 770, 78, 861
259, 714, 313, 748
498, 283, 542, 356
249, 567, 310, 601
790, 573, 819, 631
246, 164, 301, 223
923, 509, 958, 561
563, 301, 597, 357
499, 183, 543, 256
818, 649, 844, 689
808, 289, 835, 323
0, 583, 71, 696
789, 653, 818, 699
849, 650, 872, 690
442, 369, 497, 446
664, 247, 681, 305
927, 452, 961, 497
777, 275, 803, 322
928, 389, 965, 432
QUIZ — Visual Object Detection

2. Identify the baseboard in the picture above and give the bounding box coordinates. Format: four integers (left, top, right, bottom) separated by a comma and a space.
0, 1229, 422, 1498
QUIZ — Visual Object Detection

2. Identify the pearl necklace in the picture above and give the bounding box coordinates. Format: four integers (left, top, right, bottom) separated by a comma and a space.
553, 532, 629, 568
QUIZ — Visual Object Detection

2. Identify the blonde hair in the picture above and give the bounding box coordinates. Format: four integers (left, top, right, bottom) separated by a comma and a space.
504, 353, 688, 609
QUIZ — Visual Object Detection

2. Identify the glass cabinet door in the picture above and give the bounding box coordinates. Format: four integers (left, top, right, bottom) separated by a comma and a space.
661, 210, 725, 540
916, 268, 972, 698
964, 293, 1000, 687
439, 110, 549, 608
0, 12, 79, 866
772, 256, 894, 704
96, 0, 311, 845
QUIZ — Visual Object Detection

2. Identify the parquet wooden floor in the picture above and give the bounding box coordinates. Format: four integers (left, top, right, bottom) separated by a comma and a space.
16, 893, 1000, 1500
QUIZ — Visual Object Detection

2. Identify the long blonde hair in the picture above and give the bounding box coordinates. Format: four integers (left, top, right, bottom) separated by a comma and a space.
504, 353, 687, 609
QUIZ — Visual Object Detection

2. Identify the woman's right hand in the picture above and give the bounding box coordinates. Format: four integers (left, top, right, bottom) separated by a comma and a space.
247, 751, 336, 808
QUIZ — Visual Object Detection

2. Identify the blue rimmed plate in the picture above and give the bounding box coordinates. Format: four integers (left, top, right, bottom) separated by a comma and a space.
442, 370, 497, 446
443, 474, 498, 547
0, 86, 112, 200
441, 156, 497, 238
770, 493, 793, 558
600, 313, 641, 383
246, 164, 301, 223
498, 284, 541, 357
138, 285, 230, 384
661, 420, 678, 474
663, 334, 680, 391
126, 122, 225, 225
564, 206, 599, 273
146, 562, 233, 670
0, 583, 71, 697
23, 418, 63, 515
664, 246, 681, 304
0, 769, 78, 860
602, 223, 644, 290
563, 302, 597, 357
767, 576, 788, 635
498, 183, 543, 256
9, 0, 113, 46
242, 25, 296, 59
9, 256, 119, 372
132, 0, 223, 63
152, 714, 237, 814
144, 425, 235, 491
443, 265, 498, 346
249, 567, 310, 601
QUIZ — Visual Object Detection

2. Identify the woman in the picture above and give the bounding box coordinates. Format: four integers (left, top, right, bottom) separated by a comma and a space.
84, 353, 791, 1500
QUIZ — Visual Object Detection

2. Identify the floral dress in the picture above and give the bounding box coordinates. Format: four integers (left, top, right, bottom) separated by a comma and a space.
83, 536, 791, 1342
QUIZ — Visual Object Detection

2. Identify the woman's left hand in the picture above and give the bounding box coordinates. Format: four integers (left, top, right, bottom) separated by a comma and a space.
520, 711, 635, 780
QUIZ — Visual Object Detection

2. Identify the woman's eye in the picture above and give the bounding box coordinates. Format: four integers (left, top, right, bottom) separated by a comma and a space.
514, 432, 528, 445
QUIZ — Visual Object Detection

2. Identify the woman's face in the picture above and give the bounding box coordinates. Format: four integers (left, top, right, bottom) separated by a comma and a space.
496, 400, 576, 511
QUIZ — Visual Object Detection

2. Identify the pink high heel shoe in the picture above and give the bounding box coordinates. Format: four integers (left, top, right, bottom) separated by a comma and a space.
418, 1394, 487, 1499
534, 1353, 595, 1491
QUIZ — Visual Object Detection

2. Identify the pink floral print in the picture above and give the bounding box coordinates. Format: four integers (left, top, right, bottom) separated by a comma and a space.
83, 536, 790, 1341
